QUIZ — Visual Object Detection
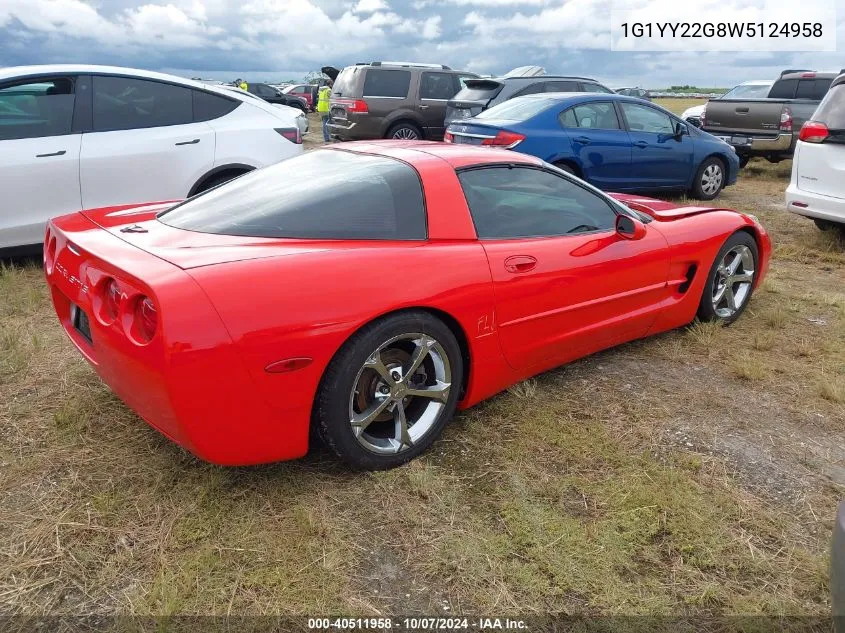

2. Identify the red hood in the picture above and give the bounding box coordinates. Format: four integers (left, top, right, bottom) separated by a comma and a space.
80, 202, 332, 269
608, 193, 734, 221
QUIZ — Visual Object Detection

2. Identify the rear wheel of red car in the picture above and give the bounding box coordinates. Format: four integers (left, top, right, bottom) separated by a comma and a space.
691, 157, 726, 200
696, 231, 758, 325
314, 311, 463, 470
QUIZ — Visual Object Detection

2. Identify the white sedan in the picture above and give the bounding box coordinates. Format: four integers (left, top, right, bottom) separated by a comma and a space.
0, 65, 304, 252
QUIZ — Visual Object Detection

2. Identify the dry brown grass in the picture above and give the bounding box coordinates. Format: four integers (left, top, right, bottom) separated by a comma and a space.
0, 141, 843, 617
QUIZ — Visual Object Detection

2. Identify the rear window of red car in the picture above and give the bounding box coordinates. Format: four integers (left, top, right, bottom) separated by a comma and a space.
158, 150, 427, 240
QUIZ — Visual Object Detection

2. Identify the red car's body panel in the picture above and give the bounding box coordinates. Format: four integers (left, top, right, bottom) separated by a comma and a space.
45, 142, 772, 466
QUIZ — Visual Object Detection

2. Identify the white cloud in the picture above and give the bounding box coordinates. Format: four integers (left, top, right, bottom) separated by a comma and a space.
421, 15, 442, 39
354, 0, 389, 11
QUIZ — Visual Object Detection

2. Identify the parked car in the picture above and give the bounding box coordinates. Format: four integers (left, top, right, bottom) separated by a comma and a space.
444, 66, 614, 126
219, 85, 309, 136
445, 93, 739, 200
45, 142, 770, 470
615, 87, 651, 101
327, 62, 478, 141
833, 502, 845, 632
681, 80, 773, 128
283, 83, 317, 111
0, 65, 303, 253
243, 82, 308, 113
701, 70, 839, 166
785, 73, 845, 232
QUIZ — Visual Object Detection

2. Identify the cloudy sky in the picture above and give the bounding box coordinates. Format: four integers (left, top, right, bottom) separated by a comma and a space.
0, 0, 842, 87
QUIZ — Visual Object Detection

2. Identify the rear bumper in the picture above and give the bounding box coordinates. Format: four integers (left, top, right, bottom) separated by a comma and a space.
706, 131, 793, 155
327, 116, 381, 141
44, 214, 310, 465
786, 182, 845, 224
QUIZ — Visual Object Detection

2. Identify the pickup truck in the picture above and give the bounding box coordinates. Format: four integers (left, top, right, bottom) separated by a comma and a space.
701, 70, 838, 166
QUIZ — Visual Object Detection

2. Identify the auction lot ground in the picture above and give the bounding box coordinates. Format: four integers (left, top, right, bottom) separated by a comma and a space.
1, 100, 843, 616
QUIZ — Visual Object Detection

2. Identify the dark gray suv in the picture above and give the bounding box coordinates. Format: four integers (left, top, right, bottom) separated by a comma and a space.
326, 62, 478, 141
444, 66, 614, 126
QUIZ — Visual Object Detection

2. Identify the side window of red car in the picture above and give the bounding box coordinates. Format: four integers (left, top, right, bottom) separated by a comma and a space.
458, 166, 617, 239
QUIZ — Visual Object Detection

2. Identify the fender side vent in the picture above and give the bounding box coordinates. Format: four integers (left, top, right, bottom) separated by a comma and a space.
678, 264, 697, 293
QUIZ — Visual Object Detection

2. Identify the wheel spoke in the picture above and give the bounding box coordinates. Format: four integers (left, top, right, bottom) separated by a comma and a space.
724, 283, 737, 312
407, 380, 451, 403
405, 335, 435, 378
363, 351, 395, 386
351, 396, 392, 433
713, 283, 727, 304
394, 401, 413, 449
731, 271, 753, 284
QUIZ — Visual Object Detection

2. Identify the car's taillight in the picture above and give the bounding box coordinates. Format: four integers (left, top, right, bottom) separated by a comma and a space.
348, 99, 369, 113
103, 278, 121, 322
798, 120, 829, 143
275, 127, 302, 144
481, 130, 525, 148
134, 296, 158, 343
444, 131, 454, 143
780, 106, 793, 133
331, 98, 369, 114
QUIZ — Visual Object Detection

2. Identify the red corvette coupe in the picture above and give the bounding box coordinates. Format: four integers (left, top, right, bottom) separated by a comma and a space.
45, 142, 770, 470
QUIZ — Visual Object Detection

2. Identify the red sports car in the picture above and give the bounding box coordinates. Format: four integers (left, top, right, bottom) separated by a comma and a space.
45, 142, 771, 470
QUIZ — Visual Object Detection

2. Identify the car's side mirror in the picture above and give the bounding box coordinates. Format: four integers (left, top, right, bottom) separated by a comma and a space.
674, 122, 687, 139
616, 214, 647, 240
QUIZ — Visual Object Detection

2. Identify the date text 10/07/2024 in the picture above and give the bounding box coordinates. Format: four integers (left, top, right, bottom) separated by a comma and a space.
307, 617, 528, 630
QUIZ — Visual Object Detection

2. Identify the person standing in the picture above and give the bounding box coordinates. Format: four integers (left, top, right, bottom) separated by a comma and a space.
317, 79, 333, 142
238, 78, 248, 91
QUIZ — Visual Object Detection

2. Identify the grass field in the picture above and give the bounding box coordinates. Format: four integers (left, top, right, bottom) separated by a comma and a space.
1, 135, 843, 617
653, 97, 706, 116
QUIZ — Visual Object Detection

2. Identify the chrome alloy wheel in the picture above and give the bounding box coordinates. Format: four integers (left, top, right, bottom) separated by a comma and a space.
700, 163, 724, 197
349, 333, 451, 455
712, 244, 755, 318
391, 127, 419, 140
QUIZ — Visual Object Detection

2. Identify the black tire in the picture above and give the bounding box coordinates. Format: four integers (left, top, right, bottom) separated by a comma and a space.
193, 171, 246, 195
738, 155, 750, 168
553, 161, 578, 176
696, 231, 758, 325
314, 311, 463, 470
690, 156, 726, 200
386, 122, 423, 141
814, 218, 842, 232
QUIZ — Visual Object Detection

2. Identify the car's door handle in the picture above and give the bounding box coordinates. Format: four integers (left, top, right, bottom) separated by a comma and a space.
573, 135, 591, 144
633, 140, 649, 148
36, 150, 66, 158
175, 139, 200, 146
419, 104, 430, 110
504, 255, 537, 274
736, 107, 749, 113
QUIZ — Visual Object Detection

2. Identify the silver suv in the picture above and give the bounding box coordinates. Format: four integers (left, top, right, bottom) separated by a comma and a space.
445, 66, 614, 125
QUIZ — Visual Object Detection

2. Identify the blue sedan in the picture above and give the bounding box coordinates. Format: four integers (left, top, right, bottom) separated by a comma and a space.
444, 93, 739, 200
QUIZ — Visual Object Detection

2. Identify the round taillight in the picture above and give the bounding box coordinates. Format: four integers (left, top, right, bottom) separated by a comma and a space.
103, 278, 121, 322
135, 296, 158, 342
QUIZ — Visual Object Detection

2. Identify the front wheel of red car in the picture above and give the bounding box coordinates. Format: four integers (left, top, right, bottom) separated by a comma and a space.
314, 311, 463, 470
696, 231, 758, 325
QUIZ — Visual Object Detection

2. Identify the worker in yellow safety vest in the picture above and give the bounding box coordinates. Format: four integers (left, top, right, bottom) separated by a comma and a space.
238, 79, 248, 91
317, 79, 333, 142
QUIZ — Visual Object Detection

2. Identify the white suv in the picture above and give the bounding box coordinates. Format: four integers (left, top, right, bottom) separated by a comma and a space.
0, 65, 304, 252
786, 73, 845, 232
